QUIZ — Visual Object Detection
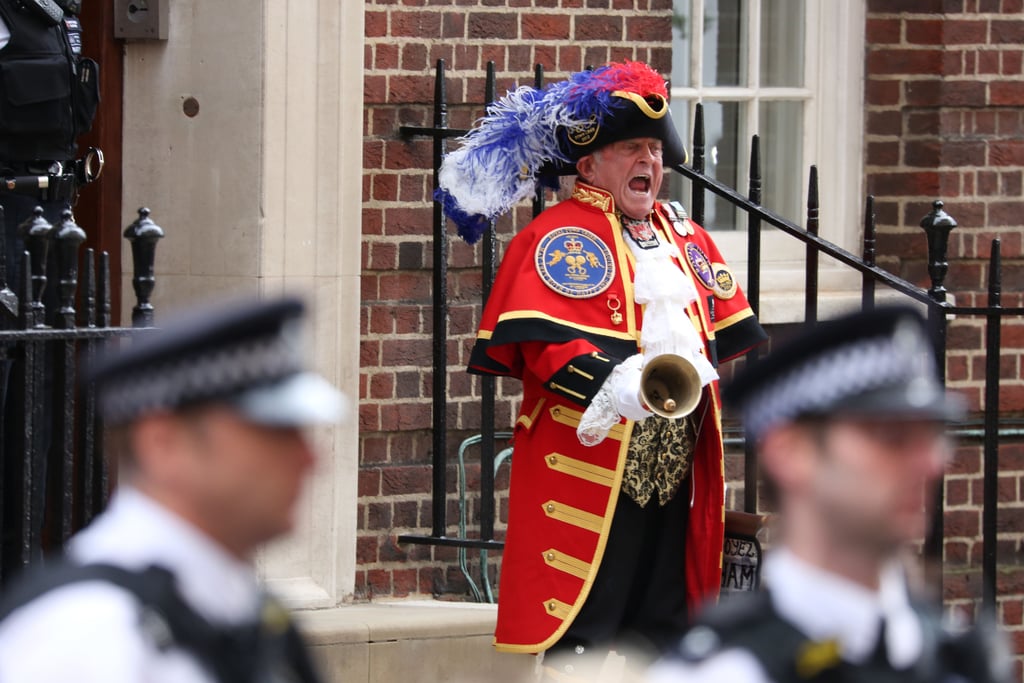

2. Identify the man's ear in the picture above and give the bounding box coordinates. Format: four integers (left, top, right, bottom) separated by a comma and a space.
128, 413, 192, 486
576, 154, 595, 181
759, 422, 818, 496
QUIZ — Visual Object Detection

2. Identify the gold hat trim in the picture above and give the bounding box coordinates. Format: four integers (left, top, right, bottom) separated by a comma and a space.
611, 91, 668, 119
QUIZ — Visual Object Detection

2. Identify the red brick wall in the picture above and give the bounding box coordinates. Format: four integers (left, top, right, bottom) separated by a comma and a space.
360, 0, 674, 600
864, 0, 1024, 677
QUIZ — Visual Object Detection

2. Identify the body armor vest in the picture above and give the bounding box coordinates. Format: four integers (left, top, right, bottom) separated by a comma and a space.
0, 561, 325, 683
672, 590, 1009, 683
0, 0, 97, 161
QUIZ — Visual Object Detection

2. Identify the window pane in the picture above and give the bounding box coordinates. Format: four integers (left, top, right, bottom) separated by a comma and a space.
671, 0, 691, 88
670, 98, 692, 163
759, 100, 804, 224
667, 99, 691, 203
760, 0, 805, 87
703, 0, 747, 87
667, 100, 744, 231
703, 100, 744, 230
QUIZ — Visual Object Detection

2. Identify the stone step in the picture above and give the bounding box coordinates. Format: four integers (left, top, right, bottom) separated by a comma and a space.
298, 601, 536, 683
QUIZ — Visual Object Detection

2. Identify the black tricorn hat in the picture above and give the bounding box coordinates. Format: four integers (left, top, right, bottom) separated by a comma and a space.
723, 305, 966, 440
87, 296, 345, 427
547, 90, 688, 174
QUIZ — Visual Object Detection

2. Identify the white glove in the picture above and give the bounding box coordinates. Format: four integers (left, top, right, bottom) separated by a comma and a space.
577, 354, 652, 447
608, 353, 652, 421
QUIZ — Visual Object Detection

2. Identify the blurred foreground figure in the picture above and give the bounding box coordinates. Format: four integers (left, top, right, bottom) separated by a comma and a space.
648, 305, 1011, 683
0, 296, 344, 683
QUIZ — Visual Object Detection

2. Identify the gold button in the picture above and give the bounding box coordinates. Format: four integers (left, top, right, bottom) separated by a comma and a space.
590, 351, 599, 357
546, 503, 556, 513
546, 552, 556, 561
548, 455, 558, 465
547, 601, 556, 611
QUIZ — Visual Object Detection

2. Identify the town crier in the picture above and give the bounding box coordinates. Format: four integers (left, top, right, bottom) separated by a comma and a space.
437, 60, 767, 680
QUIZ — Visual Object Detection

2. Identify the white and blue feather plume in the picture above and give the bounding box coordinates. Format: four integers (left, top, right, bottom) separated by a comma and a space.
437, 85, 567, 244
437, 62, 673, 244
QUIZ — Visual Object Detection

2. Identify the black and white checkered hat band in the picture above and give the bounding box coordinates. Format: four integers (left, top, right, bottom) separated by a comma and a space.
99, 332, 302, 424
741, 333, 934, 439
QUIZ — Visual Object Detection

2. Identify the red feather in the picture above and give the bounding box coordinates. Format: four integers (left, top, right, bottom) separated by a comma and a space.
592, 61, 668, 98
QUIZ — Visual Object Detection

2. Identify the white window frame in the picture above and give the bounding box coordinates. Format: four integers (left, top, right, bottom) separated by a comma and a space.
670, 0, 866, 322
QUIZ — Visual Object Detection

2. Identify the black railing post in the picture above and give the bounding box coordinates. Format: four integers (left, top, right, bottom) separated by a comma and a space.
429, 60, 450, 539
0, 207, 16, 323
123, 208, 164, 328
804, 165, 819, 324
0, 205, 5, 573
743, 134, 762, 514
78, 250, 98, 524
18, 251, 37, 566
98, 251, 111, 328
397, 61, 506, 554
861, 195, 877, 310
94, 252, 112, 511
531, 64, 547, 217
0, 206, 14, 575
53, 210, 86, 542
479, 62, 497, 544
19, 207, 51, 326
920, 200, 956, 581
54, 209, 85, 327
691, 103, 705, 227
982, 239, 1001, 612
922, 200, 956, 308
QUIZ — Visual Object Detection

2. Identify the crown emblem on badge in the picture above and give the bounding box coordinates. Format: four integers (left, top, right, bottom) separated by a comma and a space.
564, 238, 584, 254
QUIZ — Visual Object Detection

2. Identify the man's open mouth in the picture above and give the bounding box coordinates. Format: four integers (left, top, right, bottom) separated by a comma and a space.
628, 175, 651, 193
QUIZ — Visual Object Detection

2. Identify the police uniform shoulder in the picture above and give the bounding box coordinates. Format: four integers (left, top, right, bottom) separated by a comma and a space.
930, 608, 1015, 683
672, 592, 776, 663
671, 592, 842, 683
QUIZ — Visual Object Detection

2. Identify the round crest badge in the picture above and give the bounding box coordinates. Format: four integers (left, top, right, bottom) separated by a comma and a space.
684, 242, 716, 290
535, 227, 615, 298
711, 262, 738, 300
566, 116, 600, 147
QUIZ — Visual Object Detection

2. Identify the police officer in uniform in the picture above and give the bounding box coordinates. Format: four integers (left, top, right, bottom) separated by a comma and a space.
0, 0, 101, 569
0, 296, 343, 683
437, 61, 766, 680
648, 305, 1011, 683
0, 0, 99, 281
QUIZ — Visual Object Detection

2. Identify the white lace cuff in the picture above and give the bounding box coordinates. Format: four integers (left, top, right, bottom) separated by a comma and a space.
576, 354, 650, 446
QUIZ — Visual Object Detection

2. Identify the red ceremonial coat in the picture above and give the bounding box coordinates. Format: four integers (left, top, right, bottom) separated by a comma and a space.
469, 181, 765, 653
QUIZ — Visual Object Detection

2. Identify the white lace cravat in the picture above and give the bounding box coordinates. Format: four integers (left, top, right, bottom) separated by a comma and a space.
577, 220, 717, 446
631, 234, 718, 384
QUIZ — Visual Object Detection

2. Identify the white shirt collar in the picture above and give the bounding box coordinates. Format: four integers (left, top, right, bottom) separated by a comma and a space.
763, 547, 923, 668
68, 486, 263, 623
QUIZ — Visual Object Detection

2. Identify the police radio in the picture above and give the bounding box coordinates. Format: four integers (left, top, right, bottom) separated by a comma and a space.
19, 0, 64, 25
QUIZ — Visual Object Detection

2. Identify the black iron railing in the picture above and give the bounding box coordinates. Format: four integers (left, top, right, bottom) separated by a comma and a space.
0, 202, 162, 585
398, 60, 1020, 613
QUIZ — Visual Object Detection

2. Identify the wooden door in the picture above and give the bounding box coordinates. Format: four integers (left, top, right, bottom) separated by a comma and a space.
75, 3, 123, 323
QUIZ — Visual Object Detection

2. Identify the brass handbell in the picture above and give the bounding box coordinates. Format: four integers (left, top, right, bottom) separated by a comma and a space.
639, 353, 703, 418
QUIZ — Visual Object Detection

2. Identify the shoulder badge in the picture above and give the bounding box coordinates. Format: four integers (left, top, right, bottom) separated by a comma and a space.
535, 226, 615, 299
711, 262, 738, 300
684, 242, 716, 290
